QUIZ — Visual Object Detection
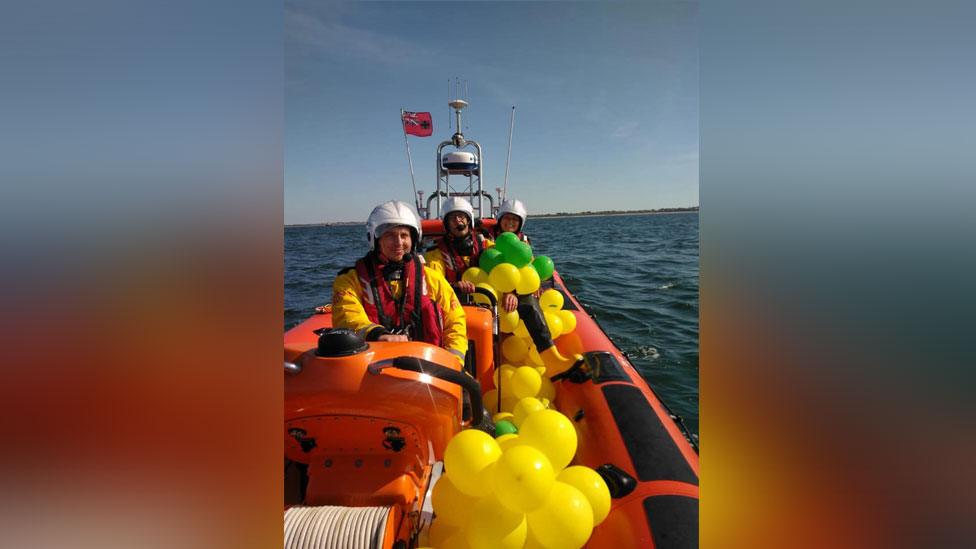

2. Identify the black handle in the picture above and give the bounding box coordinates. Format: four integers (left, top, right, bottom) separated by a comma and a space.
388, 356, 495, 435
472, 286, 498, 308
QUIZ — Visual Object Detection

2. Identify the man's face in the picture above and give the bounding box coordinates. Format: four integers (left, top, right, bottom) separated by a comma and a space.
378, 226, 412, 262
446, 212, 470, 237
499, 213, 521, 233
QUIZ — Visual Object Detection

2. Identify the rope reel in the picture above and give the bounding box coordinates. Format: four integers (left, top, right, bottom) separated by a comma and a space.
284, 505, 392, 549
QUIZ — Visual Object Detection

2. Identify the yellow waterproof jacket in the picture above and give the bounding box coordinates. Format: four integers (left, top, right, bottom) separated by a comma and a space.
425, 235, 494, 282
332, 263, 467, 364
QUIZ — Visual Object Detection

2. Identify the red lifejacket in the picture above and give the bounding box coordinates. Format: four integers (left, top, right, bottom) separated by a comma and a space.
354, 253, 444, 346
436, 234, 485, 284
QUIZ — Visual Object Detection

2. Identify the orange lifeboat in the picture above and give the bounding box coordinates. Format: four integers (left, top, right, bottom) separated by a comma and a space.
284, 95, 697, 547
284, 227, 698, 548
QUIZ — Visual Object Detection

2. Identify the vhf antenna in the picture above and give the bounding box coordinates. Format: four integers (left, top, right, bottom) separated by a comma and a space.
503, 105, 515, 202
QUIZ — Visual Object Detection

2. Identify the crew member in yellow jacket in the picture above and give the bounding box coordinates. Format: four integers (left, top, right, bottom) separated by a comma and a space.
332, 201, 467, 365
425, 196, 519, 312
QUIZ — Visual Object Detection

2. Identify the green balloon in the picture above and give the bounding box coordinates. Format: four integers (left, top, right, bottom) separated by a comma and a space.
494, 420, 518, 437
494, 232, 520, 255
501, 241, 533, 268
532, 255, 554, 281
479, 248, 504, 273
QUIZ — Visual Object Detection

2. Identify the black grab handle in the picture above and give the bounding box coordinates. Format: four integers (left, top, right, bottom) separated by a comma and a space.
472, 286, 498, 308
387, 356, 495, 436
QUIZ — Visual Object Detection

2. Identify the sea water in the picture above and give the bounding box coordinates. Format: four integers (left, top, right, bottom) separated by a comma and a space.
285, 212, 699, 436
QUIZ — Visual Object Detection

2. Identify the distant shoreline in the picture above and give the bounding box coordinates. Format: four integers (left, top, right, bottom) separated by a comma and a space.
286, 207, 699, 227
531, 208, 698, 220
286, 221, 361, 228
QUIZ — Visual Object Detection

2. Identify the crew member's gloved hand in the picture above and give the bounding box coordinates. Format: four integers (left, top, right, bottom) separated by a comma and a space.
503, 293, 518, 312
454, 280, 476, 294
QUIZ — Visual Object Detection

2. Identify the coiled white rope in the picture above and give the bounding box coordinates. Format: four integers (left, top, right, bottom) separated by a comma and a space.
284, 505, 392, 549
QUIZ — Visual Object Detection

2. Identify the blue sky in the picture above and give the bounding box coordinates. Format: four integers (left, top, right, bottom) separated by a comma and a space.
286, 2, 698, 224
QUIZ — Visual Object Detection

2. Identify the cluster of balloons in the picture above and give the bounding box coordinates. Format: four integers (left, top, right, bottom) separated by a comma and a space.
486, 287, 579, 383
495, 288, 576, 339
461, 233, 554, 304
427, 406, 611, 549
421, 238, 608, 547
470, 244, 580, 404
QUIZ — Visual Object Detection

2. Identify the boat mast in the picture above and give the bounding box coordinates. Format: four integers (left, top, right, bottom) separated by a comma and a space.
433, 90, 487, 220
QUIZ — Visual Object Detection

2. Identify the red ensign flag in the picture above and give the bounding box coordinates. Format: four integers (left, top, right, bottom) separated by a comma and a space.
402, 111, 433, 137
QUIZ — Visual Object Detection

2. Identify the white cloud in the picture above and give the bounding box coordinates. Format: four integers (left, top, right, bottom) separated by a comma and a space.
611, 121, 640, 138
286, 7, 432, 67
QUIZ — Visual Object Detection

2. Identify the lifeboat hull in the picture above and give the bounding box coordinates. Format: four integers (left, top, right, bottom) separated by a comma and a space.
284, 265, 697, 547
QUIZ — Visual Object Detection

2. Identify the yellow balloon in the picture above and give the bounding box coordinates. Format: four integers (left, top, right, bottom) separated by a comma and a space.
518, 409, 578, 471
473, 282, 498, 306
493, 364, 517, 392
444, 429, 502, 497
500, 395, 520, 414
461, 267, 486, 285
493, 412, 515, 424
501, 335, 529, 363
557, 310, 577, 334
515, 265, 541, 295
426, 519, 458, 548
534, 365, 547, 376
557, 466, 612, 526
495, 393, 521, 415
496, 433, 521, 452
499, 385, 518, 403
526, 482, 593, 549
544, 311, 564, 340
512, 397, 546, 427
493, 445, 556, 513
440, 528, 471, 549
431, 474, 478, 527
483, 389, 499, 414
539, 289, 564, 311
514, 319, 530, 339
465, 493, 528, 549
495, 432, 516, 444
498, 309, 520, 333
538, 376, 556, 401
510, 366, 543, 399
488, 263, 521, 294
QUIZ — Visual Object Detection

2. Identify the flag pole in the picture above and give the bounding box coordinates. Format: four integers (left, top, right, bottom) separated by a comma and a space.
401, 108, 421, 214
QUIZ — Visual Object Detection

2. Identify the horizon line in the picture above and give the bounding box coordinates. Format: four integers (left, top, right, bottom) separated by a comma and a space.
285, 206, 699, 227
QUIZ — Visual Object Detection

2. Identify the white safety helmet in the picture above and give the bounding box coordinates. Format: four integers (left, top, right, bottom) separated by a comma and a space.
441, 196, 475, 227
366, 201, 422, 251
497, 199, 527, 232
